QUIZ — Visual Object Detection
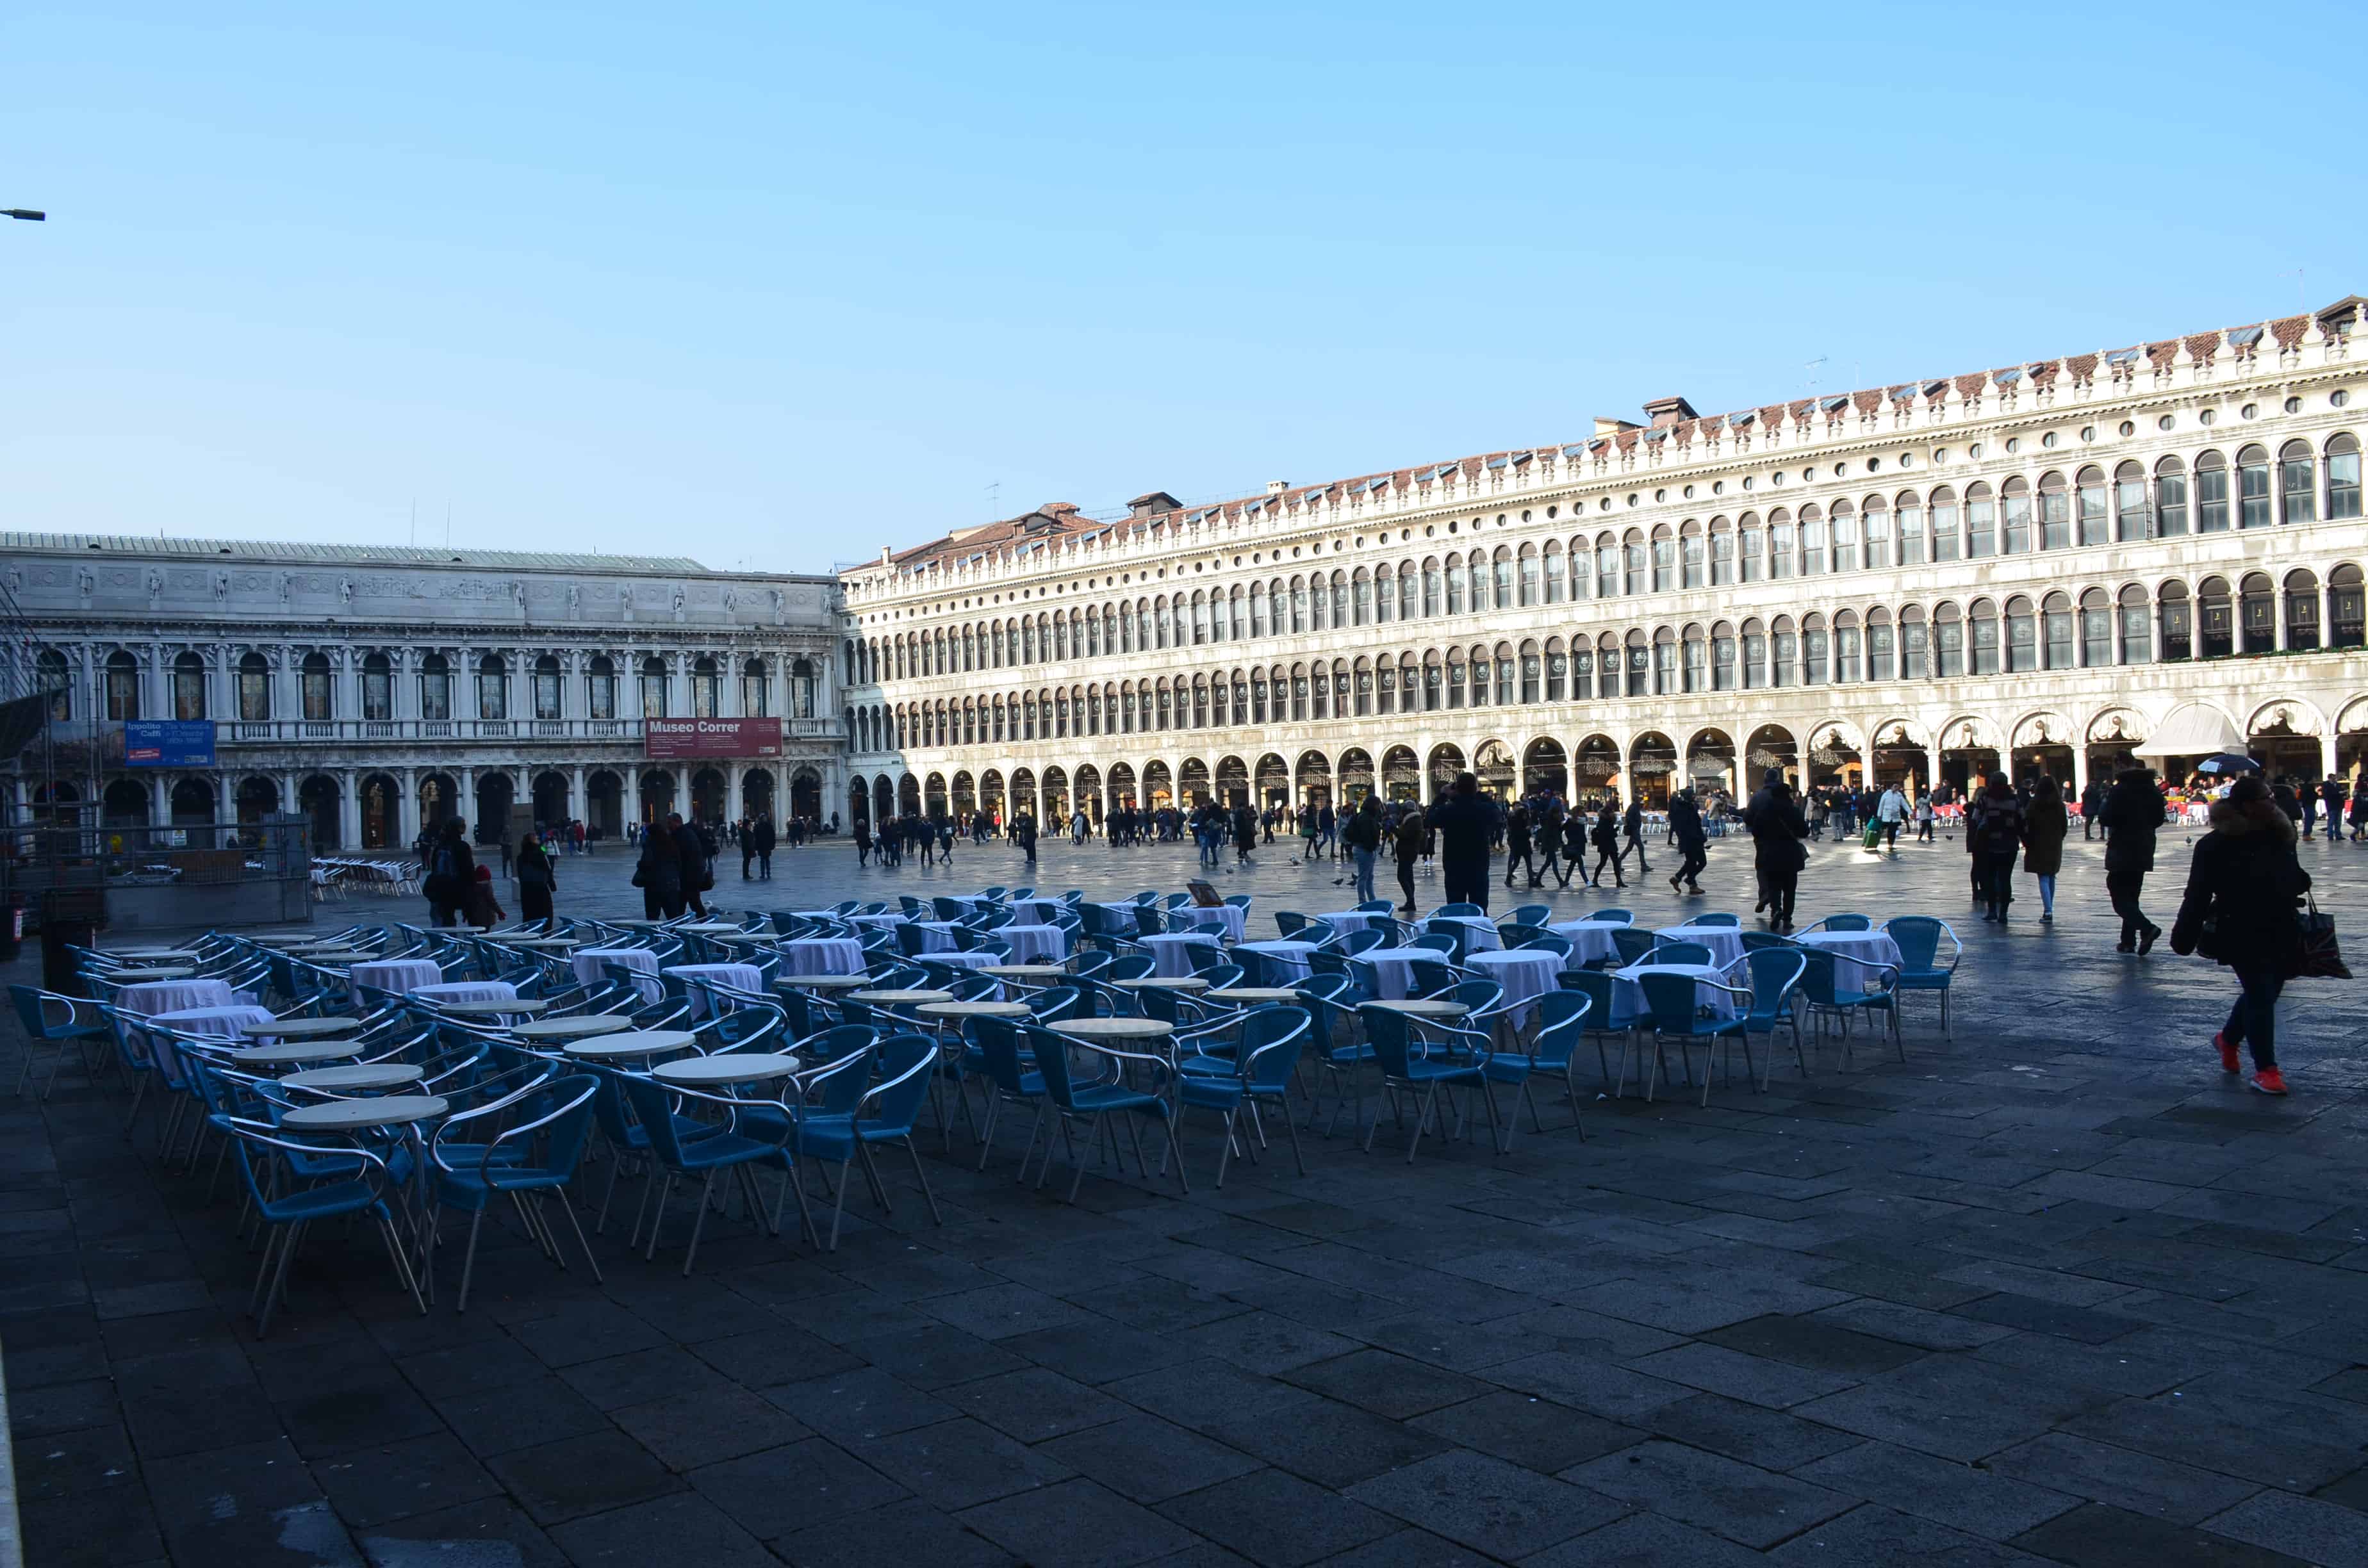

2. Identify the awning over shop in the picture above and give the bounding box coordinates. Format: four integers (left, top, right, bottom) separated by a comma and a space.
2135, 703, 2244, 758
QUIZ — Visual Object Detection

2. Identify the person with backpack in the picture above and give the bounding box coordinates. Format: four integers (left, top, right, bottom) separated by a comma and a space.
1502, 803, 1536, 889
2171, 774, 2310, 1096
634, 818, 684, 919
1971, 776, 2026, 922
421, 819, 475, 927
1743, 771, 1808, 932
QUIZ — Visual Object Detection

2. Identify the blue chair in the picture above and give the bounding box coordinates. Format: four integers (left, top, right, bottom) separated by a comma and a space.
1650, 941, 1714, 967
1633, 970, 1755, 1106
1885, 917, 1961, 1040
1356, 1003, 1499, 1162
429, 1074, 603, 1310
1795, 949, 1903, 1068
224, 1118, 422, 1337
1607, 927, 1656, 968
1274, 911, 1312, 937
1693, 912, 1741, 927
1554, 968, 1623, 1089
1435, 902, 1483, 918
1739, 930, 1799, 953
778, 1034, 943, 1251
8, 985, 110, 1098
1736, 948, 1809, 1088
614, 1071, 794, 1275
1518, 932, 1573, 960
1521, 990, 1593, 1133
1026, 1024, 1188, 1201
1508, 904, 1550, 927
1178, 1006, 1311, 1186
1354, 899, 1395, 914
1801, 913, 1872, 933
1593, 909, 1634, 925
969, 1015, 1048, 1177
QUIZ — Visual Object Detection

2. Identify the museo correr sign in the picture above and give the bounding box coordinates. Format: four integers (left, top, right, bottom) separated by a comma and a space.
643, 717, 782, 759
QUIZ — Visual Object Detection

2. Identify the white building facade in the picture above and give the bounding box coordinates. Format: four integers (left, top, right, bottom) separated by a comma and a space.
3, 537, 846, 847
841, 302, 2368, 824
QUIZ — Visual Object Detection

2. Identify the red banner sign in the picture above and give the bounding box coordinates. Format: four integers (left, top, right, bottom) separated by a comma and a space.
644, 717, 782, 759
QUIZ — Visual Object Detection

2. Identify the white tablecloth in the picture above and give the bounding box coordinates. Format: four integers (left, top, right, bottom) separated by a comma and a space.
1093, 902, 1146, 936
415, 980, 521, 1007
117, 979, 236, 1017
777, 937, 867, 977
1356, 949, 1436, 1000
1011, 898, 1064, 926
1548, 919, 1629, 967
1654, 925, 1747, 969
349, 958, 444, 1002
923, 949, 999, 972
575, 947, 662, 1003
912, 922, 961, 953
998, 925, 1071, 964
149, 1004, 278, 1040
1609, 963, 1745, 1030
842, 913, 905, 933
1467, 949, 1562, 1028
1235, 940, 1318, 983
1427, 915, 1502, 954
668, 962, 766, 1017
1796, 931, 1904, 994
1317, 910, 1387, 938
1142, 932, 1221, 978
1170, 904, 1246, 942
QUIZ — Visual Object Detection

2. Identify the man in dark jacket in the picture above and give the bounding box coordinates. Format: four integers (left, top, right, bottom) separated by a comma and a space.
2097, 766, 2166, 953
2080, 776, 2109, 840
752, 815, 777, 879
1622, 796, 1652, 874
1426, 772, 1497, 911
1743, 770, 1808, 932
669, 813, 711, 917
2171, 775, 2309, 1095
635, 819, 683, 919
1666, 788, 1707, 895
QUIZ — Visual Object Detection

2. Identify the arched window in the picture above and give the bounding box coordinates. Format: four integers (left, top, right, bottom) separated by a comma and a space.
1797, 505, 1826, 576
2237, 445, 2273, 529
1834, 608, 1861, 682
1711, 620, 1737, 690
639, 656, 668, 719
1490, 549, 1512, 610
1650, 628, 1675, 694
477, 653, 508, 721
1354, 569, 1374, 625
2196, 450, 2231, 532
2037, 471, 2070, 550
1934, 601, 1966, 678
1895, 492, 1924, 566
1679, 521, 1705, 588
2076, 466, 2109, 544
1709, 516, 1736, 585
173, 651, 207, 720
1649, 527, 1675, 592
689, 655, 719, 717
1568, 639, 1593, 699
1857, 497, 1886, 570
1901, 604, 1929, 678
1868, 607, 1895, 680
1770, 616, 1798, 687
1800, 613, 1828, 685
1930, 486, 1962, 561
1544, 636, 1568, 701
2002, 477, 2033, 553
296, 650, 332, 722
2113, 461, 2151, 541
1517, 545, 1540, 606
1420, 559, 1442, 617
1767, 510, 1795, 580
2039, 592, 2073, 669
418, 653, 452, 722
1597, 533, 1621, 598
1830, 501, 1858, 573
2159, 580, 2194, 661
1439, 556, 1462, 616
2284, 569, 2321, 650
1520, 639, 1542, 703
2239, 572, 2276, 653
2330, 564, 2365, 647
364, 652, 394, 721
1967, 481, 1996, 557
1249, 583, 1269, 639
1371, 568, 1392, 624
2329, 434, 2363, 520
532, 655, 563, 721
2116, 586, 2151, 664
2198, 575, 2233, 658
1291, 577, 1310, 632
1740, 617, 1767, 690
1543, 542, 1566, 603
1969, 598, 2002, 674
1398, 562, 1418, 620
238, 651, 270, 721
2280, 440, 2316, 525
1681, 623, 1706, 690
2077, 590, 2110, 666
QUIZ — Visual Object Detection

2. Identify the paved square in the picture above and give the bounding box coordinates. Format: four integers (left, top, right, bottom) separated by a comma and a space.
6, 823, 2366, 1565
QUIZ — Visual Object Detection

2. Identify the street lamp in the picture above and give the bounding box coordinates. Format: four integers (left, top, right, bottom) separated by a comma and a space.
3, 209, 44, 221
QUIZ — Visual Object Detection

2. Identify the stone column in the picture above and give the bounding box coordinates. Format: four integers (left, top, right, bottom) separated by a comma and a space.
340, 769, 361, 851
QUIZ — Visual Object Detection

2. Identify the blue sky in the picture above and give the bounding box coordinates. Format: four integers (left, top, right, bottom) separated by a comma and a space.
2, 3, 2356, 573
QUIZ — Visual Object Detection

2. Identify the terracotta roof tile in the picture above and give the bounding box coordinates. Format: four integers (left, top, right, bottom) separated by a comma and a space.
2185, 332, 2221, 363
2273, 314, 2310, 350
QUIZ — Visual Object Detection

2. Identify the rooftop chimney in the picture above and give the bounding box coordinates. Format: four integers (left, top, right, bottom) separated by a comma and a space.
1641, 395, 1698, 428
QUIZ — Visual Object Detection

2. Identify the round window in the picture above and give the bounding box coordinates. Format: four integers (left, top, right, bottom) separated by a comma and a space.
2283, 396, 2302, 414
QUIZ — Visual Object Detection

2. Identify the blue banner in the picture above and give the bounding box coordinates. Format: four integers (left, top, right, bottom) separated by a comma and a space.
123, 719, 217, 767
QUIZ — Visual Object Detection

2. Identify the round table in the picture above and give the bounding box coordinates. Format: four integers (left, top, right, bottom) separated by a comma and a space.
1365, 999, 1468, 1018
1608, 963, 1746, 1030
847, 989, 954, 1006
110, 947, 199, 960
1654, 924, 1748, 968
1795, 930, 1904, 993
1467, 949, 1564, 1027
109, 966, 193, 981
508, 1015, 634, 1041
562, 1030, 698, 1060
916, 1000, 1032, 1020
284, 1062, 424, 1093
1208, 986, 1303, 1004
997, 925, 1071, 965
1052, 1018, 1174, 1041
231, 1015, 359, 1038
1233, 940, 1319, 982
281, 1095, 449, 1131
653, 1052, 802, 1085
1115, 976, 1208, 992
433, 997, 551, 1017
778, 974, 872, 990
500, 936, 582, 950
231, 1040, 366, 1068
982, 965, 1069, 981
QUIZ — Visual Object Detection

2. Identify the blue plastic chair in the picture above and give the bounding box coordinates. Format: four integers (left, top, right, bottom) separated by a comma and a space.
1884, 917, 1961, 1040
429, 1074, 603, 1309
8, 985, 110, 1098
777, 1034, 944, 1251
1026, 1024, 1188, 1201
614, 1071, 794, 1274
224, 1117, 421, 1337
1650, 941, 1715, 967
1592, 909, 1634, 925
1693, 912, 1741, 927
1795, 949, 1903, 1068
1520, 989, 1593, 1134
1801, 913, 1872, 933
1178, 1006, 1311, 1186
1736, 948, 1809, 1088
1508, 904, 1551, 927
1356, 1003, 1499, 1161
1634, 970, 1755, 1106
968, 1015, 1048, 1177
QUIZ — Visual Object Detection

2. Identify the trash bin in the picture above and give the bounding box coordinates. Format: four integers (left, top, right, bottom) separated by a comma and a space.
38, 887, 105, 995
0, 900, 22, 963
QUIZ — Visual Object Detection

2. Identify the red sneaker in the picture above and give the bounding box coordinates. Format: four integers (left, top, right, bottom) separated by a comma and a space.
2214, 1033, 2241, 1074
2250, 1068, 2289, 1097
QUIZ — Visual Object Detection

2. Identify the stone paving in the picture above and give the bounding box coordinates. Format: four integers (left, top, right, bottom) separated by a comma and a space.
6, 822, 2368, 1566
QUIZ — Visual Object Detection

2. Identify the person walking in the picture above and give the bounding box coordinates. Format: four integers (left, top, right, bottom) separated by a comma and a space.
2351, 776, 2368, 842
422, 819, 475, 928
2171, 774, 2310, 1095
1743, 770, 1808, 933
2023, 776, 2068, 922
1875, 780, 1908, 854
2079, 776, 2108, 840
752, 815, 776, 879
1345, 796, 1383, 903
1427, 771, 1496, 911
1558, 807, 1588, 889
1392, 803, 1426, 913
1014, 810, 1038, 865
2098, 764, 2167, 952
634, 818, 683, 920
1622, 796, 1652, 873
1666, 787, 1707, 894
671, 813, 711, 918
1503, 803, 1536, 889
2318, 776, 2346, 842
1914, 787, 1935, 843
515, 832, 556, 924
1589, 797, 1624, 888
1971, 776, 2025, 922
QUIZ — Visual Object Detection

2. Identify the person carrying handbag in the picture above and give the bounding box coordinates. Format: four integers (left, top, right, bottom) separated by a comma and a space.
2170, 774, 2311, 1096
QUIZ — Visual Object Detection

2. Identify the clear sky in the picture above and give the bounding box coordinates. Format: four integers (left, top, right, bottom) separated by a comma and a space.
3, 3, 2356, 574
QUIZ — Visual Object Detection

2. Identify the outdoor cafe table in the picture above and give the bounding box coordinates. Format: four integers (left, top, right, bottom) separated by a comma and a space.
997, 924, 1071, 965
1052, 1017, 1173, 1076
846, 989, 954, 1007
434, 997, 552, 1018
1794, 929, 1905, 993
666, 962, 764, 1017
1467, 949, 1563, 1028
109, 946, 200, 961
497, 936, 581, 951
1115, 976, 1208, 992
1315, 910, 1389, 938
348, 959, 444, 1000
151, 1005, 278, 1041
573, 947, 662, 1002
1206, 986, 1303, 1005
1655, 924, 1748, 968
1169, 904, 1247, 942
561, 1029, 698, 1061
777, 973, 871, 990
1010, 897, 1064, 925
1607, 963, 1747, 1031
413, 980, 521, 1008
1092, 902, 1146, 936
117, 977, 237, 1017
1141, 932, 1221, 977
509, 1015, 634, 1042
1363, 999, 1468, 1018
916, 1000, 1032, 1022
284, 1061, 424, 1093
982, 964, 1069, 983
677, 922, 746, 935
230, 1015, 359, 1039
1426, 915, 1503, 954
232, 1038, 366, 1069
1547, 919, 1629, 967
653, 1052, 802, 1086
109, 967, 193, 982
1233, 940, 1319, 983
1357, 949, 1433, 1000
281, 1094, 448, 1132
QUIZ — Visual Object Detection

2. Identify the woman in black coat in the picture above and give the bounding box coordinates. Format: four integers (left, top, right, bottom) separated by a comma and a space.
422, 819, 476, 928
2170, 775, 2309, 1096
1742, 771, 1807, 931
2098, 766, 2167, 952
634, 820, 683, 920
1590, 799, 1624, 889
516, 835, 557, 924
